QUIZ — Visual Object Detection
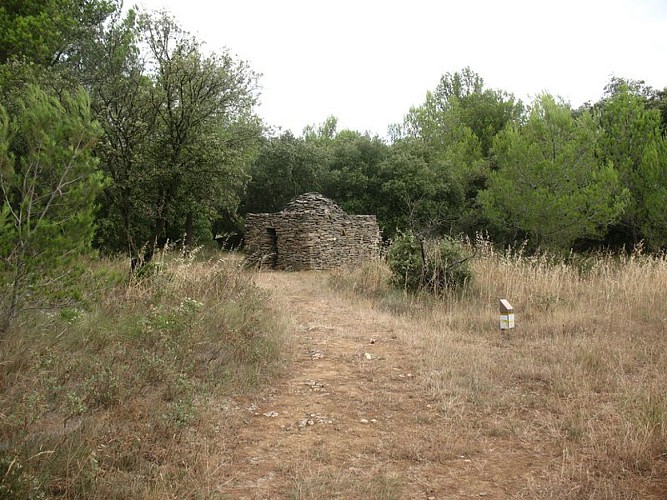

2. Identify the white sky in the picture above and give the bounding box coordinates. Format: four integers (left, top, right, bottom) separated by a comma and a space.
134, 0, 667, 138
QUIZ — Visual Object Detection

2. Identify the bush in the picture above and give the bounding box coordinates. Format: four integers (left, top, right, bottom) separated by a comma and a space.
387, 232, 473, 296
0, 253, 288, 498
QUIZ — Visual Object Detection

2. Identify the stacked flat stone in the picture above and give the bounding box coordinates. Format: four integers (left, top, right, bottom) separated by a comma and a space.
245, 193, 381, 271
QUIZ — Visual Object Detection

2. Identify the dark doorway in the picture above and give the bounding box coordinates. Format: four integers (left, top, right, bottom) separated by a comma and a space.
267, 228, 278, 268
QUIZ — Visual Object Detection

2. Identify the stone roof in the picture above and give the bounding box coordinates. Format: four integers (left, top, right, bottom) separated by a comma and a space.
281, 192, 347, 216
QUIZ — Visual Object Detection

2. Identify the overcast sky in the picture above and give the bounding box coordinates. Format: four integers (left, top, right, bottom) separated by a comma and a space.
134, 0, 667, 138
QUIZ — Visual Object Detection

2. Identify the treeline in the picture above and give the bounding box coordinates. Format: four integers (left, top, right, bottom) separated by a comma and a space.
243, 70, 667, 252
0, 1, 264, 330
0, 0, 261, 260
1, 2, 667, 315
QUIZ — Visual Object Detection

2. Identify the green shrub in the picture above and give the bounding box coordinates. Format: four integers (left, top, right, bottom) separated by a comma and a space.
0, 254, 288, 498
386, 232, 423, 292
387, 232, 473, 296
0, 454, 46, 500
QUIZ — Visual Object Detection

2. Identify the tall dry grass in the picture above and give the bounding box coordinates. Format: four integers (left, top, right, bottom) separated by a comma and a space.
0, 251, 289, 498
332, 239, 667, 498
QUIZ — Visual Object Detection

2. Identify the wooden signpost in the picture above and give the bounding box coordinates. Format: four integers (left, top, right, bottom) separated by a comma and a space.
499, 299, 515, 332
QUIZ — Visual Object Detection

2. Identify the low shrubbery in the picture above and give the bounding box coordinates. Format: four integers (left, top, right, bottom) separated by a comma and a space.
331, 237, 667, 497
386, 232, 473, 296
0, 252, 287, 498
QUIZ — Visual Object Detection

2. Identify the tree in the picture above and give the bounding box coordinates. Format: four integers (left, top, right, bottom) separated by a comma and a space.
597, 85, 667, 248
479, 94, 627, 249
390, 68, 522, 236
85, 8, 157, 254
89, 11, 261, 260
0, 0, 117, 67
638, 136, 667, 248
649, 87, 667, 133
303, 115, 338, 145
136, 12, 260, 262
319, 129, 389, 216
0, 86, 105, 332
376, 140, 464, 239
432, 67, 523, 158
394, 67, 522, 159
0, 0, 123, 130
243, 132, 328, 214
172, 115, 262, 249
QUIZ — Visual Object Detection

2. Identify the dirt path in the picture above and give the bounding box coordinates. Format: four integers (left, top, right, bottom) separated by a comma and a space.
216, 271, 545, 499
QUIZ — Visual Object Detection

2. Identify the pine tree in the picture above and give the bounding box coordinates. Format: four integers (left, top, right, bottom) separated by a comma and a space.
0, 85, 105, 332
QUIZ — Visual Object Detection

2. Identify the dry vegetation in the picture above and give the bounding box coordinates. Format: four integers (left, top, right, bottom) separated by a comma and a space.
0, 252, 289, 498
331, 238, 667, 498
2, 241, 666, 498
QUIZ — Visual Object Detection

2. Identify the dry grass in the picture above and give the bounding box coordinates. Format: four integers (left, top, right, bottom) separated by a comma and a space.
331, 240, 667, 498
286, 464, 404, 500
4, 242, 665, 497
0, 251, 289, 498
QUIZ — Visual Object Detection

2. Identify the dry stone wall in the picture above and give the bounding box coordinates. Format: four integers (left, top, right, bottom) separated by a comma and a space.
245, 193, 380, 270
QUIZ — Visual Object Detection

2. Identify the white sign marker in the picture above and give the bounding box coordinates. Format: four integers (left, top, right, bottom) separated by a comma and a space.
499, 299, 515, 331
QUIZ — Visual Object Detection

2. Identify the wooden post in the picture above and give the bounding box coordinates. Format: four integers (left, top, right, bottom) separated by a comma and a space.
499, 299, 515, 332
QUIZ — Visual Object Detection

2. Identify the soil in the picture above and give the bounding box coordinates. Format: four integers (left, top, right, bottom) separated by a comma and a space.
211, 270, 561, 499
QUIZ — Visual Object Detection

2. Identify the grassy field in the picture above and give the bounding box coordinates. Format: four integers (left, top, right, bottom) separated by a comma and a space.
2, 242, 666, 498
331, 239, 667, 497
0, 251, 289, 498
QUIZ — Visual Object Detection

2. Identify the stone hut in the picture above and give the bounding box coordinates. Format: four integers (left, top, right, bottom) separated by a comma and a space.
244, 193, 381, 270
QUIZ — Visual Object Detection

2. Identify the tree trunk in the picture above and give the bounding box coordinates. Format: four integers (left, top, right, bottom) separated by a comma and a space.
419, 237, 428, 288
142, 194, 170, 266
144, 214, 166, 265
183, 210, 194, 256
1, 259, 25, 334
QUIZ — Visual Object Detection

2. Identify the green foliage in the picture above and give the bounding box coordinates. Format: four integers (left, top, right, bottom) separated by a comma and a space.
376, 140, 464, 238
320, 129, 389, 217
303, 115, 339, 144
243, 132, 328, 214
0, 85, 105, 332
638, 136, 667, 249
387, 231, 473, 296
386, 231, 423, 291
2, 0, 666, 261
243, 69, 522, 243
0, 255, 287, 497
0, 453, 47, 499
84, 10, 262, 259
243, 121, 390, 221
85, 8, 154, 253
0, 0, 117, 67
389, 67, 522, 237
597, 85, 667, 248
480, 94, 628, 249
403, 67, 523, 158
